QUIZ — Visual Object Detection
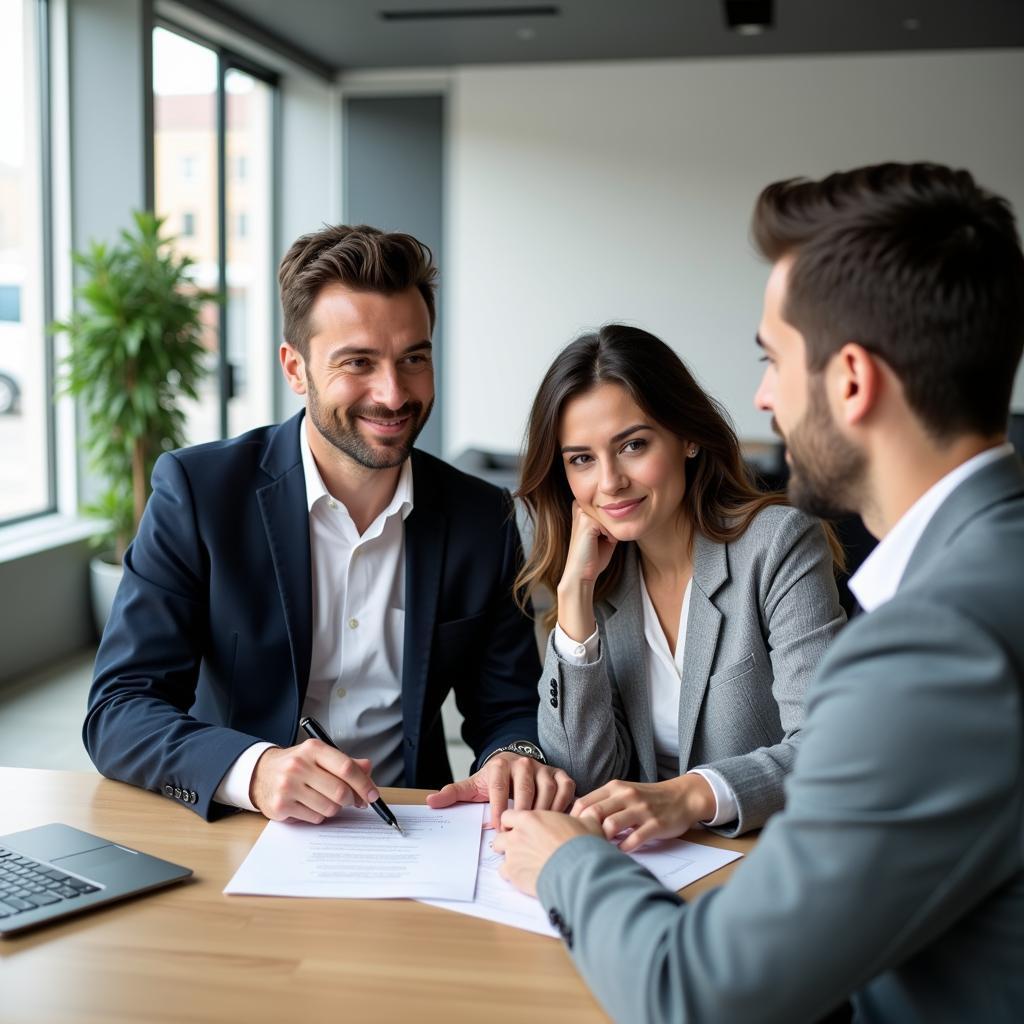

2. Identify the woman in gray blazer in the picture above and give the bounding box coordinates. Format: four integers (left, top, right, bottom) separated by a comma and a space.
516, 325, 845, 843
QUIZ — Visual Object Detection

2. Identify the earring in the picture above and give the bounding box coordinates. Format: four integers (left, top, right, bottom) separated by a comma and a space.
687, 446, 698, 458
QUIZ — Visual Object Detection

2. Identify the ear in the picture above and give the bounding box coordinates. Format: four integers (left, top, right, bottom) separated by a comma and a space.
279, 342, 307, 397
830, 342, 880, 427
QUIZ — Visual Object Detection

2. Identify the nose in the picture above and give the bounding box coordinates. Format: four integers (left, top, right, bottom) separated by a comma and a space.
371, 364, 408, 411
754, 367, 774, 412
599, 457, 628, 495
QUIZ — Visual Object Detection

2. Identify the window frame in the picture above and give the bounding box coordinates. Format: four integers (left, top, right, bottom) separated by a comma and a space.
149, 16, 280, 441
0, 0, 58, 530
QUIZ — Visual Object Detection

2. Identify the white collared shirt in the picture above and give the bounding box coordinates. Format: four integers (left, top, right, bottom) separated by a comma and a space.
214, 416, 414, 810
554, 572, 738, 827
849, 443, 1014, 613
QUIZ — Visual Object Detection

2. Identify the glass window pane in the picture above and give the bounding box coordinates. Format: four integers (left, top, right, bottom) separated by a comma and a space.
0, 0, 51, 523
225, 68, 274, 438
153, 26, 220, 445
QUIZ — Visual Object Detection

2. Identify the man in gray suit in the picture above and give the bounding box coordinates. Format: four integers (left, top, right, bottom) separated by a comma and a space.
494, 162, 1024, 1023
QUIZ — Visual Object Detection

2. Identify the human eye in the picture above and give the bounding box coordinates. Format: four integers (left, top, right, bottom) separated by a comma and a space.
566, 453, 593, 467
342, 357, 372, 371
621, 438, 647, 455
401, 353, 432, 370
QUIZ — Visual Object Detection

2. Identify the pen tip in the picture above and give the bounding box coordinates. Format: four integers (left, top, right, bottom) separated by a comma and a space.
394, 822, 406, 836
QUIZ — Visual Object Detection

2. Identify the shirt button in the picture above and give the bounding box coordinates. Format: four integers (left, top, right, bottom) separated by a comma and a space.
336, 686, 347, 699
328, 499, 338, 510
348, 618, 358, 629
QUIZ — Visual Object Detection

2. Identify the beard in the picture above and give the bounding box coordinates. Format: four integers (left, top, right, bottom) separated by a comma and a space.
776, 377, 866, 520
306, 372, 432, 470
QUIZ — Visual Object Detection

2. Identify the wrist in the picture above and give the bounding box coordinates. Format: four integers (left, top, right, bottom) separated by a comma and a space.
682, 773, 717, 822
556, 579, 596, 642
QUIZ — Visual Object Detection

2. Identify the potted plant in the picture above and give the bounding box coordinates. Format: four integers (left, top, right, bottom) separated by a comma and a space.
54, 211, 216, 634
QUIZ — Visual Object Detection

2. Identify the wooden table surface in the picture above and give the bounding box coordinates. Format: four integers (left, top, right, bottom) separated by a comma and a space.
0, 768, 754, 1024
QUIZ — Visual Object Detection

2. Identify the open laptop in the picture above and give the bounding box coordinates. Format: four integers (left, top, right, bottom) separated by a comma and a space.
0, 823, 192, 937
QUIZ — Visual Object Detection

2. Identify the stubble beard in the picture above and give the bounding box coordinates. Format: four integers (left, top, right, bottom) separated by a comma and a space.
306, 372, 432, 470
780, 377, 866, 520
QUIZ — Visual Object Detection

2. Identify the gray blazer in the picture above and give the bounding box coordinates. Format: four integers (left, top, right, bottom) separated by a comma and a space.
537, 452, 1024, 1023
539, 504, 845, 835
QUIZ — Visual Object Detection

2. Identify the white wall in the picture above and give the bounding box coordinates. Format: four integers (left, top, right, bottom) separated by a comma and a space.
446, 49, 1024, 455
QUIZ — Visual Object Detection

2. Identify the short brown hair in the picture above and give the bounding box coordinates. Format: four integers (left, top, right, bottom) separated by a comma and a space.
278, 224, 438, 356
752, 162, 1024, 439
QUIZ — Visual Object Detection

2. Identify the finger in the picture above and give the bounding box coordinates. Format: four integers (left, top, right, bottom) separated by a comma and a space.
571, 784, 611, 816
425, 778, 482, 808
487, 761, 512, 830
313, 743, 379, 804
601, 809, 640, 840
618, 820, 659, 853
552, 771, 576, 813
298, 781, 346, 820
510, 758, 537, 812
490, 831, 509, 855
305, 762, 364, 810
532, 768, 557, 811
500, 808, 524, 831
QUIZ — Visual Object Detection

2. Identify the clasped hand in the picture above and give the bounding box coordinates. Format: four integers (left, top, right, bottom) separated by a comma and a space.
571, 774, 716, 852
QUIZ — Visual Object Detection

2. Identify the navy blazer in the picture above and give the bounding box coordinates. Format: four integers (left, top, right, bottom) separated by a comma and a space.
84, 413, 541, 820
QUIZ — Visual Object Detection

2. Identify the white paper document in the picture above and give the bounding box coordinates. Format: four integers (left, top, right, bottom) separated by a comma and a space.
420, 832, 743, 937
224, 803, 484, 900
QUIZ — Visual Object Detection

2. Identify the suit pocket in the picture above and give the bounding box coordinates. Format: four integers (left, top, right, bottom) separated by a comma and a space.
435, 612, 486, 639
708, 651, 756, 688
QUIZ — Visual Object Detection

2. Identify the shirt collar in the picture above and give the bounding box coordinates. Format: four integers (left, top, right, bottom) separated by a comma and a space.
849, 442, 1014, 613
299, 413, 414, 522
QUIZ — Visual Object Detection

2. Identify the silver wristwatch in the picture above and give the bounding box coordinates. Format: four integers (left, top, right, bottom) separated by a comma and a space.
487, 740, 547, 765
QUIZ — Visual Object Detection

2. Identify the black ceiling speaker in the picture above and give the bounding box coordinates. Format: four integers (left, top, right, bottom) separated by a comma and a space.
724, 0, 774, 35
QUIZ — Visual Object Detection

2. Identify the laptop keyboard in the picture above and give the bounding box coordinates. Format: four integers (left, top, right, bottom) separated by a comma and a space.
0, 846, 100, 918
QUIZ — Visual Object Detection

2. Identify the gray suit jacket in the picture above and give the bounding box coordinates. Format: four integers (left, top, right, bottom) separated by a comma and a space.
539, 504, 845, 835
538, 452, 1024, 1023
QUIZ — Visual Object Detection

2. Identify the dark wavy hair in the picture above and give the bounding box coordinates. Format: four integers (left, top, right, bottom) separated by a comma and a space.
515, 324, 842, 627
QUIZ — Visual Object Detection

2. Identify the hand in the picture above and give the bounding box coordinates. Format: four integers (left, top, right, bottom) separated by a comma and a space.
556, 503, 618, 642
250, 740, 379, 824
570, 774, 716, 852
426, 753, 576, 830
491, 809, 602, 897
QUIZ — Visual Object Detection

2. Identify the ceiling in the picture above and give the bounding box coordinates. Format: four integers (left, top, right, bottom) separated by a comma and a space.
180, 0, 1024, 76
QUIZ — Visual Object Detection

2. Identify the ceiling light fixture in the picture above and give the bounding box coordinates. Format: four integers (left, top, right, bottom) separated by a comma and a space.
380, 5, 559, 21
724, 0, 774, 36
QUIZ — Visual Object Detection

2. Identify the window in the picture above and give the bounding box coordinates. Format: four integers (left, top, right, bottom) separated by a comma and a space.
0, 0, 53, 523
153, 25, 277, 445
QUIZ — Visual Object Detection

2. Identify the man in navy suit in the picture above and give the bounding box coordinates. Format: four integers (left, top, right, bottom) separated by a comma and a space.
85, 224, 574, 827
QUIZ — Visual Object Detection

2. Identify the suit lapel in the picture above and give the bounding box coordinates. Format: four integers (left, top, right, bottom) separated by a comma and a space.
256, 413, 313, 709
676, 532, 728, 772
401, 451, 445, 775
603, 552, 658, 781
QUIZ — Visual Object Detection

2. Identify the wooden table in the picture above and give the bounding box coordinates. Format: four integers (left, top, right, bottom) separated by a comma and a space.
0, 768, 753, 1023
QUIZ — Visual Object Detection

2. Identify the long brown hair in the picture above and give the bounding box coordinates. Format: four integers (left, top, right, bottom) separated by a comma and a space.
515, 324, 842, 628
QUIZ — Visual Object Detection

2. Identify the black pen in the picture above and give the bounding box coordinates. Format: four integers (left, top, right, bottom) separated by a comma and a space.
299, 715, 405, 836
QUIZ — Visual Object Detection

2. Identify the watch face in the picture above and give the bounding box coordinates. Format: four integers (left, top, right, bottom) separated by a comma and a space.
509, 741, 545, 762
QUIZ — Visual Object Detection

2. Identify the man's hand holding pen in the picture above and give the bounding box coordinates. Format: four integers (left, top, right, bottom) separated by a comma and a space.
249, 740, 379, 824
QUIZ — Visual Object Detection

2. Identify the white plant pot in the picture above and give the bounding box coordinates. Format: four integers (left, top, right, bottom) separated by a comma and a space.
89, 554, 124, 638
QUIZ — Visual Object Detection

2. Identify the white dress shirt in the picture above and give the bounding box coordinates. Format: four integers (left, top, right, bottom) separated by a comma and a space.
214, 417, 413, 811
554, 572, 738, 827
849, 443, 1014, 613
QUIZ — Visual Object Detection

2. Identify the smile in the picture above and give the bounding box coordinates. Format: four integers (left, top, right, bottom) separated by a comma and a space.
358, 415, 411, 435
600, 497, 646, 518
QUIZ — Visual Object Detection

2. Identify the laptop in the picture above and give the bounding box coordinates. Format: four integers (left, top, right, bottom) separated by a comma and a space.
0, 822, 192, 937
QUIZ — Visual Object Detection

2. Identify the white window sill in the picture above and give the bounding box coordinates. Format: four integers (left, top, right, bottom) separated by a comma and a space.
0, 514, 99, 565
